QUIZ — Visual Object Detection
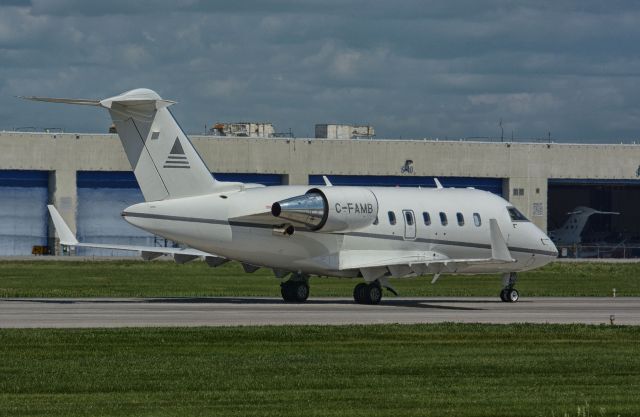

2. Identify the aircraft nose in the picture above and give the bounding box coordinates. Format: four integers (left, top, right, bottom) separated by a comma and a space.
548, 239, 559, 257
540, 231, 558, 258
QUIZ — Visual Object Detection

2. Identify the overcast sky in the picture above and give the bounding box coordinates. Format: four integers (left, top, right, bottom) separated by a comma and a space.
1, 0, 639, 142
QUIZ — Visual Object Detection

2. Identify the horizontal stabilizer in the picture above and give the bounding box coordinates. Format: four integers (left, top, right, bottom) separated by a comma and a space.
19, 91, 176, 109
18, 96, 101, 106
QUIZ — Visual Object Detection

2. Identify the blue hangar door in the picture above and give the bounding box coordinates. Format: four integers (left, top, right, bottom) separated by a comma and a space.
0, 170, 49, 255
76, 172, 162, 256
308, 175, 504, 196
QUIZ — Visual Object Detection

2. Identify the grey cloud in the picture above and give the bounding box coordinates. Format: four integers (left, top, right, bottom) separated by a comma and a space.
1, 1, 640, 141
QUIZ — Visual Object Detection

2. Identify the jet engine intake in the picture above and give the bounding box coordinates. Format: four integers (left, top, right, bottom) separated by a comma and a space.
271, 187, 378, 232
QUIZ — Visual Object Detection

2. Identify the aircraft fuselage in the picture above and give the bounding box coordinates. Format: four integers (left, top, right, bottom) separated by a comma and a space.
122, 185, 557, 278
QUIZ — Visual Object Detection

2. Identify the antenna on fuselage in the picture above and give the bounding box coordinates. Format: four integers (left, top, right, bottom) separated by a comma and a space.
433, 178, 443, 189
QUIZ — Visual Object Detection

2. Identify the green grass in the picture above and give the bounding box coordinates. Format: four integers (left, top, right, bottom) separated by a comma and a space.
0, 260, 639, 298
0, 324, 638, 416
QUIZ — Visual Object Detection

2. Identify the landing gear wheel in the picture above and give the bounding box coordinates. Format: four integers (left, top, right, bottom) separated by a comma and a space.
280, 281, 309, 303
366, 283, 382, 305
499, 288, 519, 302
353, 282, 382, 305
353, 283, 367, 303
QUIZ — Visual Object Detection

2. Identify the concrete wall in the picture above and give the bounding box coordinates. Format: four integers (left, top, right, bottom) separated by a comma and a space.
3, 132, 640, 245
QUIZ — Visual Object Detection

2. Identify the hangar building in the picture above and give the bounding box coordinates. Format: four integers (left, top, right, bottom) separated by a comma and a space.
1, 131, 639, 257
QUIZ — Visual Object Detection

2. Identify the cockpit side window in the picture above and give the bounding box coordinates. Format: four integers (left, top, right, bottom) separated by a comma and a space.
507, 206, 529, 222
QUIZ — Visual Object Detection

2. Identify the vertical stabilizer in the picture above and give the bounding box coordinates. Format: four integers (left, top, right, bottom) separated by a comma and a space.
103, 89, 220, 201
21, 88, 243, 201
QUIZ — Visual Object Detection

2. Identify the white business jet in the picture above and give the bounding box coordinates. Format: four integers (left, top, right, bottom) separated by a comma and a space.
24, 89, 557, 304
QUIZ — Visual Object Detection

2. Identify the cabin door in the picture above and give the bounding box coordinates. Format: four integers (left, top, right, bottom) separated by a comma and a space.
402, 209, 417, 240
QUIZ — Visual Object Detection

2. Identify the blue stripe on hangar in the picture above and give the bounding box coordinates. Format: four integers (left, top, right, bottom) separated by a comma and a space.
77, 171, 139, 189
0, 170, 49, 187
309, 175, 504, 196
77, 172, 284, 188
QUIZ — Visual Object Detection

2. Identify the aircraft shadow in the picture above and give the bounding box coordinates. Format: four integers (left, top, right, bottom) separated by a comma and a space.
1, 297, 489, 311
143, 297, 485, 311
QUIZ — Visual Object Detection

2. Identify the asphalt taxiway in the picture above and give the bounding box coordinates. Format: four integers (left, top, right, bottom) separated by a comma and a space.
0, 297, 638, 328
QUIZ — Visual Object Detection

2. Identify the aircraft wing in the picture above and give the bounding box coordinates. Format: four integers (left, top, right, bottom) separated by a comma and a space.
47, 205, 225, 264
339, 252, 514, 271
338, 219, 515, 279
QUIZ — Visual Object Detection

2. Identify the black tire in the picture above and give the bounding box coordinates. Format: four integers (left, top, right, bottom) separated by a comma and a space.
366, 283, 382, 305
293, 281, 309, 302
281, 281, 309, 303
499, 289, 509, 302
353, 283, 367, 303
280, 282, 294, 302
507, 288, 519, 303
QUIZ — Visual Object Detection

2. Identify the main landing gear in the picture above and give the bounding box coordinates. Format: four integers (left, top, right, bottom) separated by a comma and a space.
280, 274, 310, 303
500, 272, 519, 302
353, 281, 383, 305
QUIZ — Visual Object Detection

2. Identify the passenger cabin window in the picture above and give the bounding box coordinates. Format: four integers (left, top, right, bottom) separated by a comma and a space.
473, 213, 482, 227
388, 211, 396, 225
507, 207, 529, 222
405, 211, 414, 226
423, 212, 431, 226
456, 212, 464, 226
439, 212, 448, 226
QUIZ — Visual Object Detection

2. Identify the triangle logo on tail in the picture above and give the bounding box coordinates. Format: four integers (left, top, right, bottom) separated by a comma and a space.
164, 137, 190, 169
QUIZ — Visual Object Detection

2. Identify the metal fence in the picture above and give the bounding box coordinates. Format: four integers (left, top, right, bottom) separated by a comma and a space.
557, 244, 640, 259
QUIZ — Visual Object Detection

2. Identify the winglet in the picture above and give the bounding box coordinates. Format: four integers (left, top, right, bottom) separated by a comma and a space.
322, 176, 333, 186
433, 178, 443, 189
489, 219, 514, 262
47, 205, 78, 245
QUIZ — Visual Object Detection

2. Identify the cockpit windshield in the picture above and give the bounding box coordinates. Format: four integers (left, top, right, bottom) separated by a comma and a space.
507, 206, 529, 222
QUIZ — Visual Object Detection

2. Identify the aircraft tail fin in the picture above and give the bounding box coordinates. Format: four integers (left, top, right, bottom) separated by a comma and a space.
22, 89, 241, 201
103, 89, 226, 201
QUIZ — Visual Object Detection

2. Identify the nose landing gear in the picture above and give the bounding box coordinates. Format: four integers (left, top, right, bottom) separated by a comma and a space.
500, 272, 519, 302
500, 287, 519, 302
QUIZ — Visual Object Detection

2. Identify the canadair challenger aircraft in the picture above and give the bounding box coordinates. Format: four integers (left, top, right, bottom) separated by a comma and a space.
24, 89, 558, 304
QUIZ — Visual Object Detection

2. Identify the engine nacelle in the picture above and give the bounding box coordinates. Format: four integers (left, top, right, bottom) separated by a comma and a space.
271, 187, 378, 232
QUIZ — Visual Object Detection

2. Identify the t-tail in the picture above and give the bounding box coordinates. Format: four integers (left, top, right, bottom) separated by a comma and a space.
20, 88, 242, 201
548, 206, 619, 245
